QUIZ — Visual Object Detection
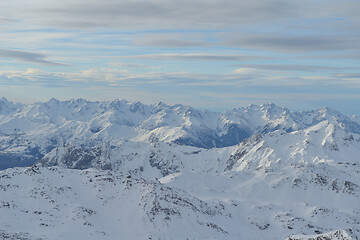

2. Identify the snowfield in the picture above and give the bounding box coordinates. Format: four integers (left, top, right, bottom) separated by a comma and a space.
0, 98, 359, 239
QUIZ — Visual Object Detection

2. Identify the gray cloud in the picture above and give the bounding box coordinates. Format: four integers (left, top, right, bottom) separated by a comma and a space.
108, 62, 161, 70
3, 0, 360, 55
1, 69, 359, 114
2, 68, 358, 89
134, 38, 211, 48
0, 15, 13, 23
0, 49, 67, 66
234, 64, 355, 72
109, 63, 147, 69
121, 53, 268, 61
1, 0, 360, 114
297, 53, 360, 60
225, 35, 360, 52
4, 0, 357, 32
335, 73, 360, 79
16, 0, 298, 29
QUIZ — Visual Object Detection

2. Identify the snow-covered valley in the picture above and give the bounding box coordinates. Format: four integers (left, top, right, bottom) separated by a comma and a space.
0, 98, 359, 239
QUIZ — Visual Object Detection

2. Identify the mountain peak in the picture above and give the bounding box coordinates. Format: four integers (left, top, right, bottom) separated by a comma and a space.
0, 97, 21, 115
68, 98, 88, 104
47, 98, 60, 104
317, 106, 341, 116
260, 102, 276, 108
155, 101, 168, 108
0, 97, 9, 103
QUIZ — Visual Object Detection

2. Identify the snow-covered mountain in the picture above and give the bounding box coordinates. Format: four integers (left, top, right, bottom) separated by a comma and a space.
1, 162, 359, 240
0, 166, 233, 240
0, 98, 359, 239
0, 98, 359, 170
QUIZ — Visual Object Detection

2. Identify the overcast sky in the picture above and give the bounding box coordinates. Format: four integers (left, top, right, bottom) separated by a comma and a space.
0, 0, 359, 114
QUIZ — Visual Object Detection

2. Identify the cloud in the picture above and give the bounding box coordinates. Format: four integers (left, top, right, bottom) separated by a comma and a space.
1, 67, 359, 114
197, 91, 360, 103
0, 0, 359, 115
2, 0, 360, 62
1, 67, 358, 90
108, 62, 161, 70
134, 37, 211, 48
3, 0, 359, 32
130, 32, 217, 48
334, 73, 360, 84
298, 53, 360, 60
233, 68, 257, 74
233, 64, 355, 72
9, 0, 298, 29
121, 53, 268, 61
335, 73, 360, 79
225, 34, 360, 52
0, 49, 67, 66
0, 15, 13, 23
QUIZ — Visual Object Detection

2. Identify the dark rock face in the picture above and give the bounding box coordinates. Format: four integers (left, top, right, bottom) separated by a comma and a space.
0, 146, 44, 170
0, 230, 44, 240
40, 145, 111, 170
285, 229, 358, 240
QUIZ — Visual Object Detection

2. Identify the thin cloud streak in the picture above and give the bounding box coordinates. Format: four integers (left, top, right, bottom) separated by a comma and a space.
131, 33, 215, 48
234, 64, 356, 72
11, 0, 298, 29
1, 68, 359, 88
297, 53, 360, 60
0, 49, 68, 66
335, 73, 360, 80
1, 68, 359, 114
134, 38, 212, 48
6, 0, 359, 30
0, 15, 13, 23
121, 54, 269, 61
225, 34, 360, 52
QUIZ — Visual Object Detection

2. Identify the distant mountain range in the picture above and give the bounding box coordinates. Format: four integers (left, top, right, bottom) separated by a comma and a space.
0, 98, 359, 239
0, 97, 359, 169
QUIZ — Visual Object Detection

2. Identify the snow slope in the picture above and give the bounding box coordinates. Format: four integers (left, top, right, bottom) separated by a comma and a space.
0, 166, 238, 240
0, 98, 359, 239
29, 120, 360, 239
1, 147, 359, 240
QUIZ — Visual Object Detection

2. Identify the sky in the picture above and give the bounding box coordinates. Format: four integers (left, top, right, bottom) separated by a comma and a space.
0, 0, 359, 115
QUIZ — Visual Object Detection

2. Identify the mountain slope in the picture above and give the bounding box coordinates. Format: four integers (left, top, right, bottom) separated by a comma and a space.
0, 98, 359, 169
0, 166, 236, 240
36, 120, 360, 239
1, 151, 359, 240
0, 98, 359, 239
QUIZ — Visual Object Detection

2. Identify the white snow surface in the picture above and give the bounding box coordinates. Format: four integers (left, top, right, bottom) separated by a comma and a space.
0, 166, 232, 240
0, 98, 359, 239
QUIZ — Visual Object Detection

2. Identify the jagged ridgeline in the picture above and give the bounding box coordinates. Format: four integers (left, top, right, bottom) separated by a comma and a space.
0, 97, 359, 170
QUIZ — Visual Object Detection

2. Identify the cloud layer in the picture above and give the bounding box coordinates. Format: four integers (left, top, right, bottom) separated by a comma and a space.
0, 0, 360, 114
0, 49, 66, 65
4, 0, 359, 30
1, 67, 359, 114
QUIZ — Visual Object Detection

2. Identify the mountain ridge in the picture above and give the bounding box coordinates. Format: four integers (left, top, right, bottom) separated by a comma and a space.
0, 98, 359, 170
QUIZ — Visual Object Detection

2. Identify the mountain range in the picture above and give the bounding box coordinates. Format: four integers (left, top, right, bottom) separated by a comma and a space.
0, 98, 359, 239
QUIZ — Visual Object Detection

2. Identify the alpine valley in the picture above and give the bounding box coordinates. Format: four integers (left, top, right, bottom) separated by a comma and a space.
0, 98, 359, 240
